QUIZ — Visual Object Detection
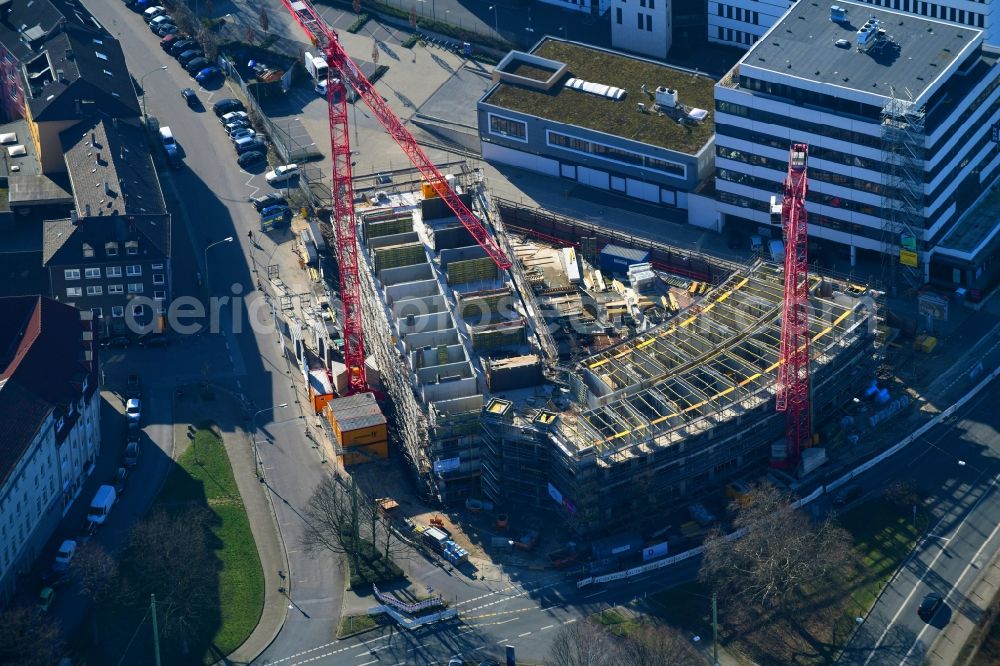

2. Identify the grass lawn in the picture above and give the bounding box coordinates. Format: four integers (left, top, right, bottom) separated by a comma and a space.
590, 607, 644, 637
345, 535, 404, 590
336, 613, 387, 639
158, 424, 265, 662
648, 498, 922, 665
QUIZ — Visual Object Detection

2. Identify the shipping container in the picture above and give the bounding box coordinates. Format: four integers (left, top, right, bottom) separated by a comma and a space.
598, 244, 650, 276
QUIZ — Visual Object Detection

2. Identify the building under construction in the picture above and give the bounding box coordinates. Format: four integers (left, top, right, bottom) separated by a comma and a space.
355, 185, 881, 530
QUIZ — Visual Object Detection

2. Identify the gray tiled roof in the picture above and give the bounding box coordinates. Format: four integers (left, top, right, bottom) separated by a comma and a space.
62, 117, 165, 218
42, 213, 171, 266
330, 392, 387, 431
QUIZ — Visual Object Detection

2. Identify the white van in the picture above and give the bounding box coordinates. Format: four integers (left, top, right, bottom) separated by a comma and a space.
143, 6, 166, 20
158, 126, 175, 149
87, 485, 117, 525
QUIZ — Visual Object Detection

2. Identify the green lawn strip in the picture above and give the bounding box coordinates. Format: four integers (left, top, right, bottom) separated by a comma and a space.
336, 613, 389, 639
163, 425, 265, 662
647, 499, 922, 664
589, 607, 644, 637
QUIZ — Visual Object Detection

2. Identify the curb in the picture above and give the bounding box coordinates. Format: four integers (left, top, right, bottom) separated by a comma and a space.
927, 543, 1000, 665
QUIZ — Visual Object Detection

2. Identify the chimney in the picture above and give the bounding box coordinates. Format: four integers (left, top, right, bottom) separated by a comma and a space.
70, 209, 78, 224
104, 181, 112, 196
95, 151, 100, 164
64, 49, 74, 60
84, 203, 91, 216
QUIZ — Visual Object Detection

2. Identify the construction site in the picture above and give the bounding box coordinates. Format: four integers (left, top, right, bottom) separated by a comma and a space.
345, 176, 882, 536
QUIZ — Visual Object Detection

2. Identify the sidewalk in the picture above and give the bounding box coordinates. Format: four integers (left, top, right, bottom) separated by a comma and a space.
172, 390, 290, 666
926, 548, 1000, 665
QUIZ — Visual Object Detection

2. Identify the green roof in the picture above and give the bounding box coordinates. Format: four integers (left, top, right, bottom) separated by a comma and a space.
484, 39, 716, 155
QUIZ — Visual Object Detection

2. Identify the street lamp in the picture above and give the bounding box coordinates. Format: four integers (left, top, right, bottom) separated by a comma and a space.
138, 65, 168, 124
252, 403, 289, 480
203, 236, 234, 298
489, 5, 499, 35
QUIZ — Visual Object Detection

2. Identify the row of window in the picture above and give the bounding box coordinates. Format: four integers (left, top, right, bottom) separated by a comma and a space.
715, 4, 758, 25
717, 168, 887, 217
65, 264, 164, 280
66, 284, 165, 298
92, 304, 149, 318
489, 114, 527, 142
717, 190, 886, 244
616, 8, 654, 30
81, 240, 139, 259
547, 130, 687, 177
716, 27, 757, 45
868, 0, 985, 28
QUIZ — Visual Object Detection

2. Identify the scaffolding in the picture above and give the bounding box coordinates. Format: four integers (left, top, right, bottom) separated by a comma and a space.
880, 92, 927, 292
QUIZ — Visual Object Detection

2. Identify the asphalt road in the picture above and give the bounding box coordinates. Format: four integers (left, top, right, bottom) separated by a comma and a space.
838, 378, 1000, 665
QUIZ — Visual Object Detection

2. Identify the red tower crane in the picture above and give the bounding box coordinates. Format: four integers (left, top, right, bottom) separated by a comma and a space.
278, 0, 511, 395
775, 143, 811, 468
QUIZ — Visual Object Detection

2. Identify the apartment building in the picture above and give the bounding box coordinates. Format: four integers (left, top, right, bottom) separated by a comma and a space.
611, 0, 673, 59
715, 1, 1000, 294
0, 295, 99, 603
709, 0, 996, 49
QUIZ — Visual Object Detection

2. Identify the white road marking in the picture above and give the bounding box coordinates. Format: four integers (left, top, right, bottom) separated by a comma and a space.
540, 624, 554, 630
406, 644, 426, 652
584, 590, 604, 599
357, 661, 378, 666
563, 618, 577, 624
518, 631, 532, 637
864, 474, 1000, 665
495, 639, 509, 644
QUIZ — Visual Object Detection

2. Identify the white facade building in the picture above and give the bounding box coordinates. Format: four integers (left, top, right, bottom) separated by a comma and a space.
710, 0, 996, 48
715, 1, 1000, 290
611, 0, 673, 59
0, 297, 100, 604
536, 0, 610, 14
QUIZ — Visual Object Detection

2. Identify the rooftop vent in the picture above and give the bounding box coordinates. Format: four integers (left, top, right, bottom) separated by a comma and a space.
835, 39, 850, 48
655, 86, 678, 108
564, 77, 627, 101
830, 5, 847, 22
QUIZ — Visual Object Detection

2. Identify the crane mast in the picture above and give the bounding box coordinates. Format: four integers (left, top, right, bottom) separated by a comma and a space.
278, 0, 511, 394
775, 143, 811, 468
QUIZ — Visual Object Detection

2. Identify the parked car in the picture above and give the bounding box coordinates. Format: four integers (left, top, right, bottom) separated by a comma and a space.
143, 6, 166, 21
138, 332, 169, 348
225, 119, 252, 135
127, 422, 141, 444
220, 110, 249, 125
230, 127, 256, 143
125, 398, 141, 424
236, 138, 267, 155
213, 97, 245, 117
177, 49, 203, 67
160, 33, 183, 51
266, 164, 299, 184
101, 336, 130, 349
261, 203, 291, 219
237, 150, 267, 169
184, 57, 210, 75
148, 15, 172, 32
834, 484, 863, 506
170, 39, 196, 56
195, 66, 222, 84
250, 192, 286, 211
155, 24, 179, 37
124, 440, 140, 468
53, 540, 77, 571
37, 587, 55, 614
114, 467, 129, 494
918, 592, 944, 621
181, 87, 199, 109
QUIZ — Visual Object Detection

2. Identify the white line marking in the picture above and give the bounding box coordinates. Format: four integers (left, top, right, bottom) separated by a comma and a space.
540, 624, 554, 630
584, 591, 604, 599
357, 661, 378, 666
864, 474, 1000, 665
563, 618, 577, 624
517, 631, 532, 637
495, 639, 509, 644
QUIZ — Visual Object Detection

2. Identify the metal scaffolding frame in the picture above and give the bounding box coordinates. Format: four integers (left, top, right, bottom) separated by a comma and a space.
880, 91, 927, 292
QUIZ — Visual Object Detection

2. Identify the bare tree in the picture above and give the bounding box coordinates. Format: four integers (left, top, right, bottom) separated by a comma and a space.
0, 607, 64, 666
259, 7, 270, 33
121, 508, 217, 654
548, 620, 621, 666
884, 480, 919, 512
621, 623, 706, 666
699, 483, 853, 614
73, 542, 122, 645
301, 474, 362, 565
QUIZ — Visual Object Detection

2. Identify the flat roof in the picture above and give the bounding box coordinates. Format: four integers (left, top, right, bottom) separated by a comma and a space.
743, 0, 981, 101
483, 39, 716, 154
938, 186, 1000, 257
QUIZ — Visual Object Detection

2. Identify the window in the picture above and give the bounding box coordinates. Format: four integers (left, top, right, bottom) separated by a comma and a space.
64, 269, 81, 280
616, 7, 622, 23
127, 283, 143, 294
639, 0, 644, 6
126, 265, 141, 276
126, 241, 139, 256
108, 284, 124, 294
153, 274, 165, 285
91, 307, 102, 319
752, 11, 758, 24
726, 5, 732, 18
106, 266, 122, 278
637, 12, 643, 28
487, 114, 528, 143
151, 263, 164, 270
718, 26, 724, 39
646, 14, 652, 30
648, 0, 653, 8
717, 3, 723, 16
111, 306, 124, 318
85, 267, 101, 279
154, 290, 166, 301
66, 287, 83, 297
86, 286, 103, 296
132, 305, 145, 318
82, 243, 94, 258
105, 243, 118, 257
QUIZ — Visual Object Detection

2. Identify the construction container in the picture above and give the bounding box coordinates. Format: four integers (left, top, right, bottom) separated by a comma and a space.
598, 244, 650, 276
340, 441, 389, 466
486, 354, 543, 391
914, 334, 937, 353
328, 393, 388, 464
308, 369, 335, 414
